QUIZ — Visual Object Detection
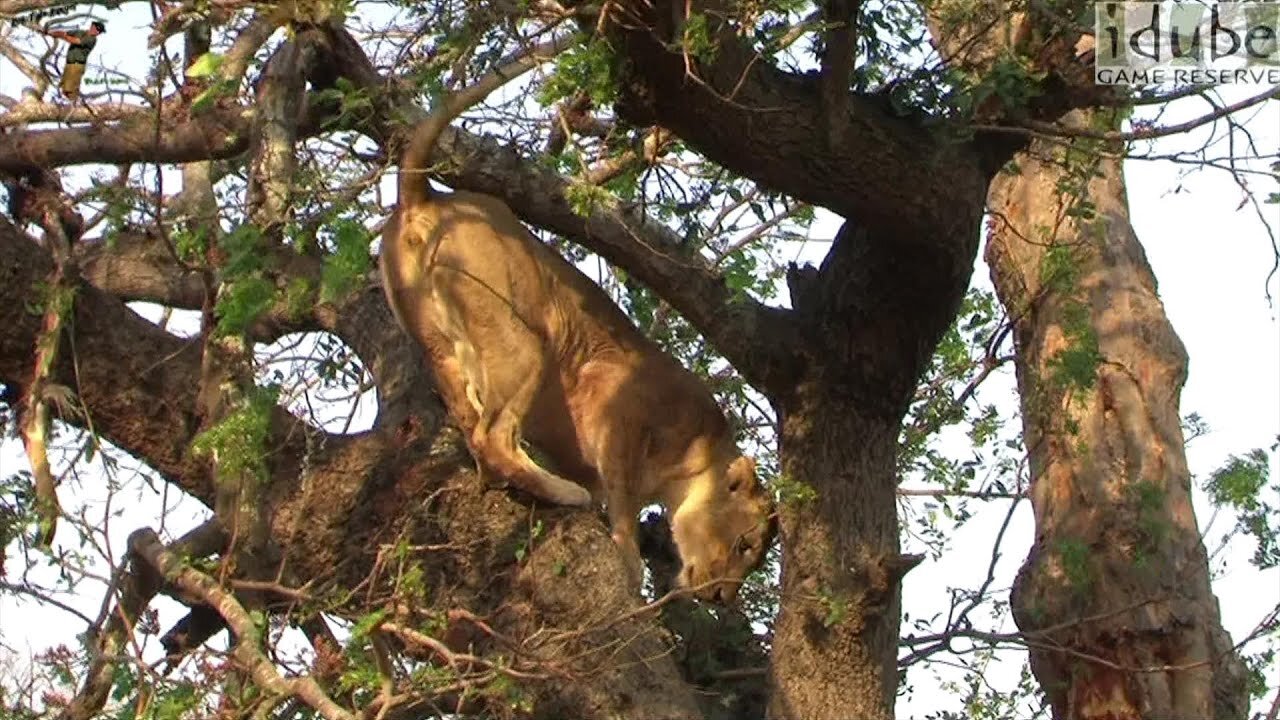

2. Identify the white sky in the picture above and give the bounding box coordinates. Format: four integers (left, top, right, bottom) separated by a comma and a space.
1, 4, 1277, 717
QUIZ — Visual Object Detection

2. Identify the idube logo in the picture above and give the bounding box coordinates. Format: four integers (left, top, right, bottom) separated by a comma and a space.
1094, 1, 1280, 85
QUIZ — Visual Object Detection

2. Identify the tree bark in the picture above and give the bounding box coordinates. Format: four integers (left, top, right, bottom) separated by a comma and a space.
758, 218, 976, 719
985, 111, 1249, 720
771, 395, 904, 719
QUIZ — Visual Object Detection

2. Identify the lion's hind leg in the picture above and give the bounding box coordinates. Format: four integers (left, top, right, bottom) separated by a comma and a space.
469, 351, 592, 507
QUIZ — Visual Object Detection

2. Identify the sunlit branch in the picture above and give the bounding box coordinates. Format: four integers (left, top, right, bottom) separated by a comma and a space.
131, 527, 358, 720
57, 521, 226, 720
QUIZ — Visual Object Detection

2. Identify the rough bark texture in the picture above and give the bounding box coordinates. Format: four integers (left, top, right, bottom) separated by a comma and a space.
772, 397, 903, 718
758, 215, 980, 719
985, 113, 1249, 720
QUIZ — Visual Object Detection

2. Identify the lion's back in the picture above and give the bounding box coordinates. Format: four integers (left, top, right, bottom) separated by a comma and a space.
433, 192, 658, 357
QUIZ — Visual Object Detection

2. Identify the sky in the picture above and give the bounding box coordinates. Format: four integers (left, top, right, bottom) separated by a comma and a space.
0, 3, 1277, 717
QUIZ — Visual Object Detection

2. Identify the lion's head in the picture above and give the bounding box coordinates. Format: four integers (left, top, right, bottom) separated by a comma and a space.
670, 455, 776, 604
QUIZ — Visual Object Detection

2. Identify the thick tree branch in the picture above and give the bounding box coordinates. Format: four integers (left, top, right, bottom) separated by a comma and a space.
572, 0, 989, 239
0, 99, 145, 128
0, 217, 323, 508
0, 104, 257, 172
73, 226, 434, 426
75, 233, 205, 309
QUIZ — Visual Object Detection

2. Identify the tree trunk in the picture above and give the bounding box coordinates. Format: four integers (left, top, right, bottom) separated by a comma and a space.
770, 394, 904, 720
985, 111, 1249, 720
766, 217, 981, 719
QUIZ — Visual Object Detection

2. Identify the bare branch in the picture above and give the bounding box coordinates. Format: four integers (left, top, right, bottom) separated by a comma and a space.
976, 85, 1280, 141
58, 521, 227, 720
130, 527, 358, 720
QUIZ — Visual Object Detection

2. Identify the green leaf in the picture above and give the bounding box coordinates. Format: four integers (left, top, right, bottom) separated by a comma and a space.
220, 224, 266, 279
535, 36, 615, 108
350, 608, 389, 640
1206, 450, 1270, 509
185, 52, 224, 79
190, 384, 280, 488
320, 219, 373, 303
188, 78, 238, 113
214, 276, 274, 336
189, 84, 221, 113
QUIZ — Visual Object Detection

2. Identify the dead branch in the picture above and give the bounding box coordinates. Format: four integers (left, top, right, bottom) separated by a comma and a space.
380, 621, 557, 681
130, 527, 357, 720
4, 165, 84, 547
57, 521, 226, 720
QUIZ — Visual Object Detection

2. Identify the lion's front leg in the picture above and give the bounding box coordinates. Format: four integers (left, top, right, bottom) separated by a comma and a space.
597, 436, 646, 595
607, 502, 645, 594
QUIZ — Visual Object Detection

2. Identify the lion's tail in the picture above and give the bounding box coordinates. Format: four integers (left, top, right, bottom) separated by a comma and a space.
397, 37, 570, 209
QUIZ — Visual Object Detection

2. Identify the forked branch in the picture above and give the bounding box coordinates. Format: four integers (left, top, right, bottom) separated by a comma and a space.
130, 528, 357, 720
58, 521, 226, 720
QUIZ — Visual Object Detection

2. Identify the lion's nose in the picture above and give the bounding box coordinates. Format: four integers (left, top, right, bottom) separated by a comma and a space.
711, 583, 740, 605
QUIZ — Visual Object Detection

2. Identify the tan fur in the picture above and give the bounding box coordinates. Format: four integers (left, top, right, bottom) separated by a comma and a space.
380, 82, 776, 603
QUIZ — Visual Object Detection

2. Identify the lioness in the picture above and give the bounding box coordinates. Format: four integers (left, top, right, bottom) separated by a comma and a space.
380, 71, 775, 603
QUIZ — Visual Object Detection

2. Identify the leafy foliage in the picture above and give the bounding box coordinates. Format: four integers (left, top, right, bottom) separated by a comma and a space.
319, 218, 374, 304
191, 384, 280, 489
535, 37, 616, 108
1206, 448, 1280, 570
